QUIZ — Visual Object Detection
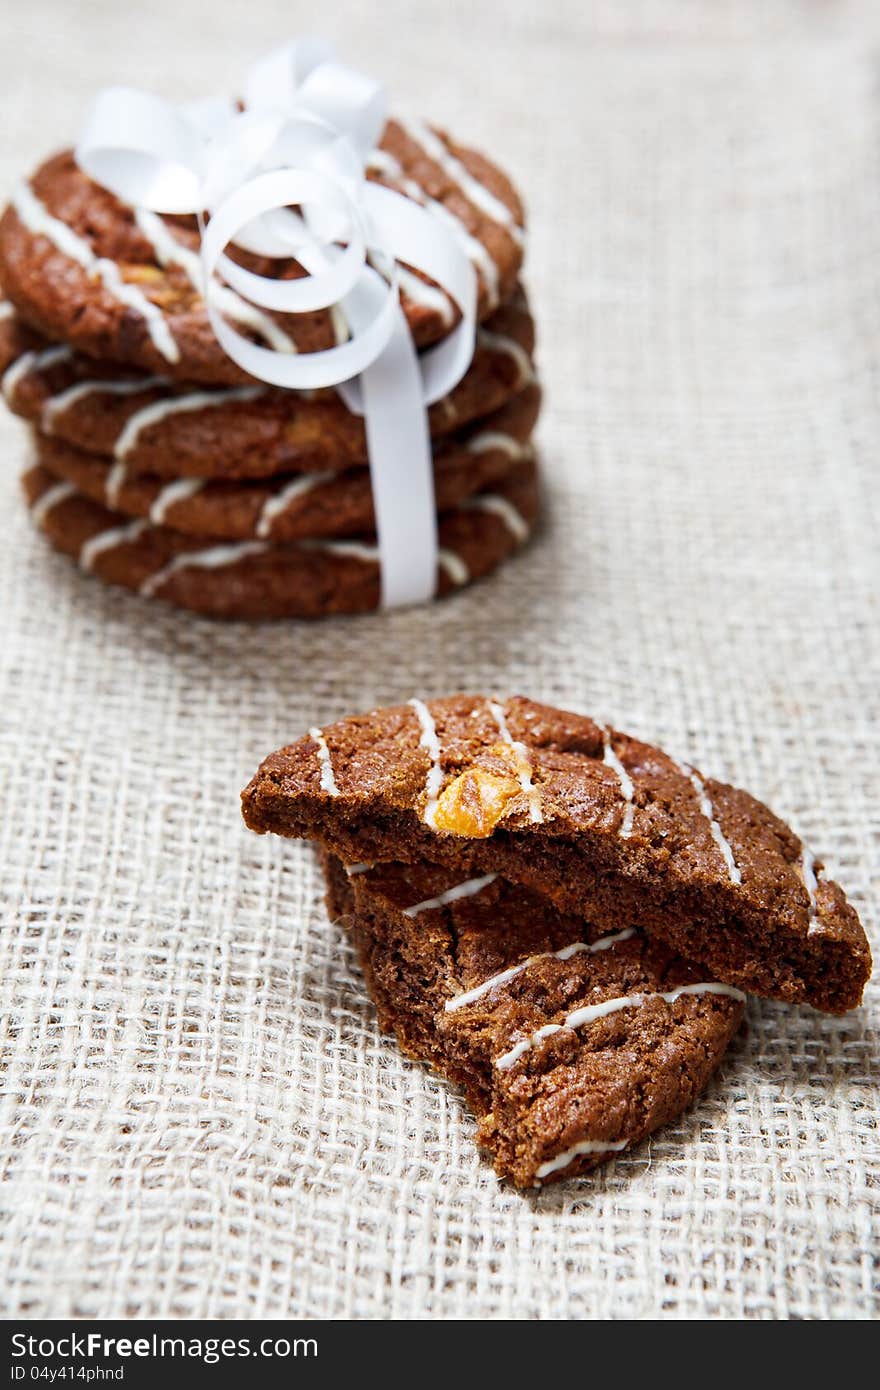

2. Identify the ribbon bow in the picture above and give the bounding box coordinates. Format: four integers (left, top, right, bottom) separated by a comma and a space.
76, 39, 478, 607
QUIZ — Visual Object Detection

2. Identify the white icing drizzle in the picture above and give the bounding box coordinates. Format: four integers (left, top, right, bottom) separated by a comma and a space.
140, 539, 267, 599
0, 301, 14, 319
800, 847, 819, 905
603, 729, 635, 839
422, 196, 500, 304
463, 494, 530, 544
113, 386, 264, 461
677, 762, 742, 886
366, 243, 454, 324
345, 862, 374, 876
488, 699, 543, 822
495, 981, 746, 1072
466, 430, 532, 461
149, 477, 205, 526
309, 727, 340, 797
80, 518, 148, 572
30, 479, 76, 528
398, 266, 455, 326
399, 118, 524, 243
301, 537, 381, 564
476, 327, 536, 387
367, 149, 499, 303
255, 470, 336, 539
799, 846, 825, 937
534, 1138, 628, 1184
2, 344, 71, 404
409, 698, 444, 828
13, 182, 180, 363
134, 208, 202, 274
215, 295, 297, 354
438, 548, 470, 586
105, 461, 129, 509
134, 208, 297, 354
133, 208, 201, 274
300, 538, 469, 588
403, 873, 498, 919
330, 304, 350, 346
41, 374, 167, 434
445, 928, 636, 1014
12, 181, 103, 265
367, 149, 403, 179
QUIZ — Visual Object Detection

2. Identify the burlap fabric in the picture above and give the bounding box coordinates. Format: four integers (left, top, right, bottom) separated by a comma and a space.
0, 0, 876, 1319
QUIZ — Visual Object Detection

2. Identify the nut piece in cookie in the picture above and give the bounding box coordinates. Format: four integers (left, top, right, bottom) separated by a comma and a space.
241, 694, 872, 1012
433, 759, 522, 836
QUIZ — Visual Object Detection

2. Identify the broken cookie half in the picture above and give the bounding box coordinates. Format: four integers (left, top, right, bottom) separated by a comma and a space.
324, 854, 744, 1187
242, 694, 871, 1186
243, 694, 871, 1012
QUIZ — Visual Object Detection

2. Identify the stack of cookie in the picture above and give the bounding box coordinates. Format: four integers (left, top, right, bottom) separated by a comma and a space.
242, 694, 872, 1188
0, 122, 539, 619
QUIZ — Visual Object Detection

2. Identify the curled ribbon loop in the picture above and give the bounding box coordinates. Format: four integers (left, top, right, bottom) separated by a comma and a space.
75, 38, 479, 608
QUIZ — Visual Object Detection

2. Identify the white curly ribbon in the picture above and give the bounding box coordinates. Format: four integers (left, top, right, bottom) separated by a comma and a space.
75, 39, 478, 607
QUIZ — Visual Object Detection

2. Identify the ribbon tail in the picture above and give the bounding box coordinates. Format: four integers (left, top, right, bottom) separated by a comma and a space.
359, 306, 438, 608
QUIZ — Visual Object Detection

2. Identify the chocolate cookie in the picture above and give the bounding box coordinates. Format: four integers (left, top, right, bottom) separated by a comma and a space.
324, 854, 745, 1187
0, 300, 41, 367
1, 291, 535, 479
31, 384, 540, 542
241, 695, 871, 1012
22, 460, 539, 620
0, 119, 524, 385
2, 293, 536, 479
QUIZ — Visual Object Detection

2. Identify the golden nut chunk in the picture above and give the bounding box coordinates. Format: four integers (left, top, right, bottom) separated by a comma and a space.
121, 263, 164, 284
432, 766, 521, 838
487, 740, 519, 766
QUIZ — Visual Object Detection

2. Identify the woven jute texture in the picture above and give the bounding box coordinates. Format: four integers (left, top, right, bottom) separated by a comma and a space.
1, 0, 877, 1320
